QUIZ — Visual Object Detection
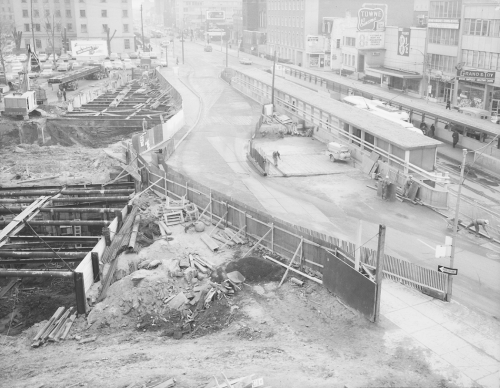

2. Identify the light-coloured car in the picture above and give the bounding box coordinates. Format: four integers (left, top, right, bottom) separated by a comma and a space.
103, 60, 113, 70
71, 61, 82, 70
140, 52, 151, 59
119, 52, 129, 60
110, 52, 119, 61
122, 58, 135, 69
112, 60, 123, 70
128, 52, 138, 59
57, 62, 71, 72
160, 59, 168, 67
38, 53, 48, 62
59, 53, 71, 61
239, 57, 252, 65
40, 68, 55, 78
150, 52, 158, 59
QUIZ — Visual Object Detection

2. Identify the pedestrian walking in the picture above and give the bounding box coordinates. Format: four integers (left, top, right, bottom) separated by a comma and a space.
452, 131, 459, 148
466, 219, 490, 238
446, 100, 451, 110
429, 123, 436, 138
176, 57, 179, 65
381, 175, 390, 201
420, 122, 428, 135
272, 151, 281, 167
62, 88, 67, 102
402, 175, 413, 197
57, 89, 62, 102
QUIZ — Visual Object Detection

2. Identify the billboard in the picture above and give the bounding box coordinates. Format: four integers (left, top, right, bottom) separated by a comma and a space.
356, 32, 384, 49
71, 40, 107, 59
397, 28, 411, 56
458, 70, 495, 83
306, 35, 325, 53
357, 6, 386, 31
207, 11, 225, 20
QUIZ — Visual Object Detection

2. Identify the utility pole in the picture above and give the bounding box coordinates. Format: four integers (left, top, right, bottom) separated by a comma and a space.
271, 49, 277, 108
165, 42, 168, 67
141, 4, 145, 51
374, 224, 386, 322
236, 31, 239, 58
448, 149, 467, 302
181, 29, 184, 64
225, 34, 228, 67
30, 0, 36, 53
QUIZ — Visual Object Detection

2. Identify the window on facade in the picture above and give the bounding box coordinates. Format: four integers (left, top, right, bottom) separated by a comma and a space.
36, 39, 42, 48
22, 0, 27, 2
55, 10, 61, 17
464, 19, 500, 37
462, 49, 500, 71
123, 24, 129, 32
45, 22, 51, 30
56, 23, 61, 31
101, 0, 106, 2
102, 10, 107, 17
65, 9, 70, 17
122, 0, 127, 3
24, 24, 30, 32
336, 39, 341, 48
429, 1, 460, 18
80, 0, 85, 2
429, 53, 457, 73
24, 39, 30, 48
67, 23, 72, 31
124, 38, 130, 49
44, 10, 50, 17
81, 24, 87, 32
80, 10, 86, 17
35, 23, 40, 32
428, 28, 458, 45
122, 10, 128, 17
22, 9, 28, 17
33, 10, 39, 17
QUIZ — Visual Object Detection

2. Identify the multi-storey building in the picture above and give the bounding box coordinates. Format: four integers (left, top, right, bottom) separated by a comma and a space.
456, 0, 500, 115
241, 0, 266, 55
11, 0, 134, 55
1, 0, 14, 23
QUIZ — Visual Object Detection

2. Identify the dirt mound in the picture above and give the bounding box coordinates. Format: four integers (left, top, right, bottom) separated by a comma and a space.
225, 256, 284, 283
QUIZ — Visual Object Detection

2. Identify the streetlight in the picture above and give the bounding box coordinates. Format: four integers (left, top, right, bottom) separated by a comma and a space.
411, 48, 430, 102
271, 47, 277, 108
448, 148, 467, 301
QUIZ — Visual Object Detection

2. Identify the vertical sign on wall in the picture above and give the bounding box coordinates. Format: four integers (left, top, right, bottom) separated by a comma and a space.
397, 28, 411, 56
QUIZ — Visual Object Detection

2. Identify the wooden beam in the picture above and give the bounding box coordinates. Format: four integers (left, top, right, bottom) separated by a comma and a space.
278, 238, 303, 287
242, 226, 273, 258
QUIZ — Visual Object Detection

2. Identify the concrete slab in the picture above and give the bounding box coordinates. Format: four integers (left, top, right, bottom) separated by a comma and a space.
384, 306, 438, 334
379, 290, 409, 314
477, 371, 500, 388
410, 324, 470, 355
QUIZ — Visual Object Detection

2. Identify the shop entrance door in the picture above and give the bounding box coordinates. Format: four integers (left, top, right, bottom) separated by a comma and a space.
491, 99, 500, 118
390, 77, 404, 90
444, 83, 453, 102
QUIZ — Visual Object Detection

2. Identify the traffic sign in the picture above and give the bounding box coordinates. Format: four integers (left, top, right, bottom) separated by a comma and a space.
438, 265, 458, 275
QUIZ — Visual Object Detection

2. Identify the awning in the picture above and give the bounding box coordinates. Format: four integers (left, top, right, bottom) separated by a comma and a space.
368, 67, 423, 79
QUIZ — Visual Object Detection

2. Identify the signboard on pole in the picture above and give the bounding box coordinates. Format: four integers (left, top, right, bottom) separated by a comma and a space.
71, 40, 107, 59
357, 6, 386, 31
207, 11, 225, 20
397, 28, 411, 56
438, 265, 458, 275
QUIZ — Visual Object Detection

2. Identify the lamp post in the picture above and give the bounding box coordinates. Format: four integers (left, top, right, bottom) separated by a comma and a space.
271, 47, 277, 108
448, 148, 467, 302
411, 48, 429, 102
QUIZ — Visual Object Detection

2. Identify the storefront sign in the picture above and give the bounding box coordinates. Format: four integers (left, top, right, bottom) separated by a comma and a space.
309, 54, 320, 67
458, 70, 495, 83
356, 32, 384, 49
306, 35, 325, 53
397, 28, 411, 56
427, 19, 459, 29
357, 7, 386, 31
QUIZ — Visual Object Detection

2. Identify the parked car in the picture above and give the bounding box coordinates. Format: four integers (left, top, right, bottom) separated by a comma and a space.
63, 80, 79, 91
110, 52, 119, 61
112, 60, 124, 70
59, 53, 71, 61
71, 61, 83, 70
40, 68, 55, 78
57, 62, 71, 72
28, 72, 39, 79
38, 53, 48, 62
128, 52, 138, 59
239, 57, 252, 65
150, 52, 158, 59
122, 58, 135, 69
160, 59, 168, 67
204, 45, 213, 52
119, 52, 129, 60
103, 60, 113, 70
327, 142, 351, 162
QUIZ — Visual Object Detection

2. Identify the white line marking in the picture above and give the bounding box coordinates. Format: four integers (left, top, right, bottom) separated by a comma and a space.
418, 239, 435, 251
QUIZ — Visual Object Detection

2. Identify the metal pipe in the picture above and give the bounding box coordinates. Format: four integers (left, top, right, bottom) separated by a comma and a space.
1, 207, 123, 214
0, 258, 84, 264
0, 251, 88, 258
0, 269, 74, 278
0, 189, 133, 197
9, 236, 100, 242
0, 220, 111, 227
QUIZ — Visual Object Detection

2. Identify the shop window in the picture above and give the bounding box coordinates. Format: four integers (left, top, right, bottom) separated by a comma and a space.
364, 132, 375, 148
352, 127, 361, 147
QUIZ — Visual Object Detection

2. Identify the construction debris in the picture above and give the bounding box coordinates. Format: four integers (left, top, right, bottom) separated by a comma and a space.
31, 306, 76, 348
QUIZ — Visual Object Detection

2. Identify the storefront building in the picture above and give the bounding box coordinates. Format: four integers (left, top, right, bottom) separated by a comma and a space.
457, 1, 500, 116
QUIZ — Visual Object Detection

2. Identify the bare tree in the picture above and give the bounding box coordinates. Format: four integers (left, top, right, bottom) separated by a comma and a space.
11, 27, 22, 51
43, 9, 57, 63
106, 27, 116, 56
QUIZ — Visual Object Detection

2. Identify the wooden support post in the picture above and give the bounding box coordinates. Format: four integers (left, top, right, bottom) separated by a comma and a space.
243, 212, 247, 237
278, 237, 303, 287
209, 191, 213, 225
197, 201, 211, 222
115, 210, 123, 231
373, 225, 386, 323
103, 227, 111, 246
74, 271, 86, 314
209, 211, 228, 237
91, 252, 100, 282
243, 226, 272, 258
225, 202, 229, 227
271, 223, 274, 253
185, 181, 188, 200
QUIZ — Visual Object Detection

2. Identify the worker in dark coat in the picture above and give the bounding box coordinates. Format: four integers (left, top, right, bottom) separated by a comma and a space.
402, 175, 413, 197
452, 131, 459, 148
466, 219, 490, 238
381, 175, 390, 200
429, 124, 436, 138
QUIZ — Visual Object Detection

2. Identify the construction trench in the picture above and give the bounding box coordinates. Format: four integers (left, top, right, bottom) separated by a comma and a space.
1, 67, 464, 388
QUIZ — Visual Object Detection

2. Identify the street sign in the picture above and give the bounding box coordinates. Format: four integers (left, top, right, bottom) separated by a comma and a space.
438, 265, 458, 275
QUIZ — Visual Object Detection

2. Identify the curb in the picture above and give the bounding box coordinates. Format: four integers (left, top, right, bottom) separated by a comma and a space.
246, 154, 267, 176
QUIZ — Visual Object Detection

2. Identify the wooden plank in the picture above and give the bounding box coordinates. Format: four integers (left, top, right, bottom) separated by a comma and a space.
263, 255, 322, 284
278, 238, 303, 287
0, 278, 19, 298
200, 233, 219, 252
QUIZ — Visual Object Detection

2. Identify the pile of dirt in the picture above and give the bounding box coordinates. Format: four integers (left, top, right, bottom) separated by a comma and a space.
225, 256, 284, 283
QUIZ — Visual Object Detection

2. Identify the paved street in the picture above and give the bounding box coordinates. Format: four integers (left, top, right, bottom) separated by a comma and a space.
155, 40, 499, 387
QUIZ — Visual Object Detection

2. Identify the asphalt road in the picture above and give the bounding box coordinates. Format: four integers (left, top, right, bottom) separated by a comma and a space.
158, 39, 500, 320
